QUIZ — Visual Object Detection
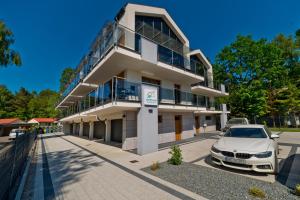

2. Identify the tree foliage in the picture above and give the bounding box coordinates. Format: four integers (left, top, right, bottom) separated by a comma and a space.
0, 86, 59, 120
0, 20, 21, 67
214, 31, 300, 121
0, 85, 15, 118
59, 67, 75, 93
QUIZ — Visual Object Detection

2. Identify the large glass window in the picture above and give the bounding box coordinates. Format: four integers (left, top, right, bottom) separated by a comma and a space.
158, 45, 172, 65
135, 15, 183, 54
190, 55, 205, 76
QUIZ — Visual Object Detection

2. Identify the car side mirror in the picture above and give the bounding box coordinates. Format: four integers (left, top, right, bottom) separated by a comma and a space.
271, 134, 279, 139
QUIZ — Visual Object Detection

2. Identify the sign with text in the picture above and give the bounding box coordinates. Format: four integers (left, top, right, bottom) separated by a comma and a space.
142, 85, 158, 106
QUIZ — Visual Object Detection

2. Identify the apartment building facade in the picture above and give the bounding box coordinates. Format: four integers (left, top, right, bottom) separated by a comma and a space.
57, 3, 229, 154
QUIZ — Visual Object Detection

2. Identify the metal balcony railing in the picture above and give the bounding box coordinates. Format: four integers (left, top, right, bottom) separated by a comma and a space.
57, 22, 208, 107
60, 77, 214, 118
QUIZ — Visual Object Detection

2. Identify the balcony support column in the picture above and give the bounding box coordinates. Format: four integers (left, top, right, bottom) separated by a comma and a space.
89, 121, 94, 140
79, 122, 83, 137
105, 120, 111, 142
220, 104, 228, 129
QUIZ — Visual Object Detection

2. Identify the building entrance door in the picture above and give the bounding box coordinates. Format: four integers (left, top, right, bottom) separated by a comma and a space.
111, 119, 123, 143
175, 115, 182, 141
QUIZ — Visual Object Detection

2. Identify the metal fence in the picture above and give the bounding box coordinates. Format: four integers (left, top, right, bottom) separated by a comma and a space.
0, 131, 37, 200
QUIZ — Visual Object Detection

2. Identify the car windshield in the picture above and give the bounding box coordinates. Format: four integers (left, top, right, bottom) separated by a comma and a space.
227, 118, 247, 124
224, 128, 267, 138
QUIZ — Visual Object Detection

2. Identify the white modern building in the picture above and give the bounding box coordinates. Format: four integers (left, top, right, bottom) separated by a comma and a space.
57, 3, 229, 155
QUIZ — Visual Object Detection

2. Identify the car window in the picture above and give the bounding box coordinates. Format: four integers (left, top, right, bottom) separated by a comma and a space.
224, 128, 267, 138
227, 118, 247, 124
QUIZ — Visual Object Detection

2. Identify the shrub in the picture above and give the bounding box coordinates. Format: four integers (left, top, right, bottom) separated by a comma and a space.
248, 187, 266, 199
295, 184, 300, 196
168, 145, 183, 165
150, 161, 160, 171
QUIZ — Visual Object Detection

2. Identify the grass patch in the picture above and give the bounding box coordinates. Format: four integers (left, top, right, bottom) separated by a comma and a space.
248, 187, 266, 199
269, 128, 300, 132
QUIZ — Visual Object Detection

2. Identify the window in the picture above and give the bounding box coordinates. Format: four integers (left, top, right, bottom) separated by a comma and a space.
135, 15, 183, 54
205, 116, 212, 121
142, 77, 161, 86
224, 128, 267, 138
158, 115, 162, 123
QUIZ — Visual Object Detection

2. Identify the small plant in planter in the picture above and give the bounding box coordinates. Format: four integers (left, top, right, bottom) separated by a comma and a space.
168, 145, 183, 165
295, 184, 300, 196
248, 186, 266, 199
150, 161, 160, 171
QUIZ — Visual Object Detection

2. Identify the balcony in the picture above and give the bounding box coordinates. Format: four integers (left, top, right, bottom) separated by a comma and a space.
191, 80, 229, 97
60, 77, 212, 119
58, 22, 208, 107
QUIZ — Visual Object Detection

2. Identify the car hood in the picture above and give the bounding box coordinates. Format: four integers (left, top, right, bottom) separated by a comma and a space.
215, 137, 271, 153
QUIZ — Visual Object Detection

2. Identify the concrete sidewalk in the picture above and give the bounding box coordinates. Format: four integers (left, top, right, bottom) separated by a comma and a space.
22, 133, 205, 200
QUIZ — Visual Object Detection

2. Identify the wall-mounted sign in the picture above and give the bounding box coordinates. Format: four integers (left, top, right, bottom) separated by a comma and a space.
141, 85, 158, 106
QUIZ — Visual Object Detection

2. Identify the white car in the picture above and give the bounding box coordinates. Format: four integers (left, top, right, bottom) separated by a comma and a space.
210, 124, 279, 174
222, 118, 249, 132
9, 129, 25, 139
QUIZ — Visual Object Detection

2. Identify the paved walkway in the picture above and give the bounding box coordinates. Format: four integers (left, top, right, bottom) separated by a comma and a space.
22, 133, 205, 200
21, 131, 300, 200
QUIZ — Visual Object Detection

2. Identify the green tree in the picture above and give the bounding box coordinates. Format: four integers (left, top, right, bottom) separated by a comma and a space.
213, 35, 285, 118
13, 87, 33, 120
0, 20, 21, 66
59, 67, 75, 93
28, 89, 60, 118
0, 85, 15, 118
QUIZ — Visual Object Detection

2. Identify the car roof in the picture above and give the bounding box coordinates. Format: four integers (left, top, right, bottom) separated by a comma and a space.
230, 124, 265, 128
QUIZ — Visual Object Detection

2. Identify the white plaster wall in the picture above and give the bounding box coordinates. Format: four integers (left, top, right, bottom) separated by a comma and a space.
161, 80, 173, 89
199, 114, 217, 132
181, 130, 194, 140
159, 132, 175, 144
123, 137, 137, 150
125, 70, 141, 83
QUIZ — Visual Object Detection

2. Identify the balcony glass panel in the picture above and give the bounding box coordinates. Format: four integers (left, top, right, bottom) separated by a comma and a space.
158, 45, 172, 65
89, 90, 96, 108
103, 81, 112, 104
115, 79, 140, 102
159, 88, 174, 104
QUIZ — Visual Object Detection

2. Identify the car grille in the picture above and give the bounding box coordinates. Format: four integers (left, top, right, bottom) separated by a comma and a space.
221, 151, 234, 157
236, 153, 252, 159
223, 161, 252, 168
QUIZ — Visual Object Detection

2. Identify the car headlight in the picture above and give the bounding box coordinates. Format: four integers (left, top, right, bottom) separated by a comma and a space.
254, 151, 272, 158
211, 146, 221, 153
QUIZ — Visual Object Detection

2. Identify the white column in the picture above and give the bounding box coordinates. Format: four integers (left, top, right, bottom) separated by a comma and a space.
62, 123, 68, 134
89, 121, 94, 140
79, 122, 83, 137
137, 107, 158, 155
105, 120, 111, 142
72, 123, 76, 135
220, 104, 228, 129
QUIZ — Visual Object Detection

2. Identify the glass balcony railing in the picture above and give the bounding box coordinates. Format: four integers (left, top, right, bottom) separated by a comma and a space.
58, 22, 208, 106
61, 77, 215, 118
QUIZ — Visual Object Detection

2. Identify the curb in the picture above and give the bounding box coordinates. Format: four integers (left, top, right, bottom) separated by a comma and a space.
14, 139, 38, 200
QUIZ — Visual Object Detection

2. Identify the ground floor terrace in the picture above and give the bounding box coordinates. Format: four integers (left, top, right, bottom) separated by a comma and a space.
61, 110, 224, 153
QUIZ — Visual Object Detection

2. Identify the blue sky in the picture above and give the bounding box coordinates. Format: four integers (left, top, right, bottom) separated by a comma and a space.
0, 0, 299, 92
